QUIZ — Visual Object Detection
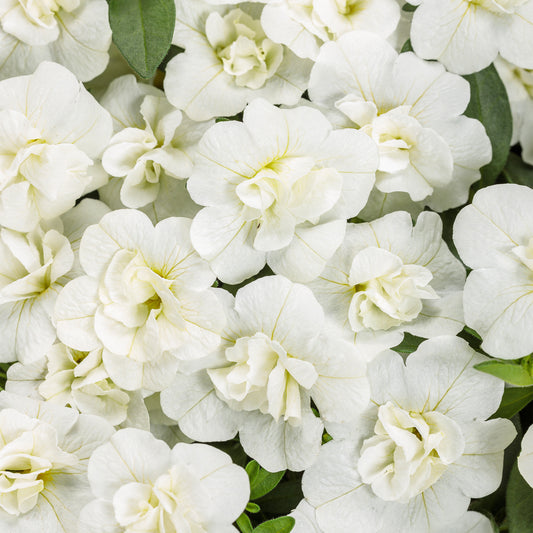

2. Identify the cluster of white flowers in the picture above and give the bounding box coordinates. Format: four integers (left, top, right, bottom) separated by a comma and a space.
0, 0, 532, 532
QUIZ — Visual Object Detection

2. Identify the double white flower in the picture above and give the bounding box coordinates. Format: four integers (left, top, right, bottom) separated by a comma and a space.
54, 210, 225, 392
0, 0, 111, 80
309, 31, 492, 217
454, 183, 533, 358
308, 211, 465, 356
188, 98, 378, 284
303, 337, 516, 532
161, 276, 370, 471
164, 0, 311, 120
80, 428, 249, 533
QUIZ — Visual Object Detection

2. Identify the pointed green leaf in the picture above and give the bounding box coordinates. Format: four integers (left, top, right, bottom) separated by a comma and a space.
492, 386, 533, 419
475, 359, 533, 387
392, 333, 424, 355
507, 462, 533, 532
246, 502, 261, 514
236, 513, 254, 533
463, 64, 512, 186
246, 460, 285, 500
253, 517, 295, 533
109, 0, 176, 79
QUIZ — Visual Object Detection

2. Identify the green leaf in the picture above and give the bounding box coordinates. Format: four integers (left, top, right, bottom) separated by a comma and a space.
475, 358, 533, 387
246, 460, 285, 500
507, 462, 533, 532
400, 39, 413, 53
502, 152, 533, 187
392, 333, 424, 355
492, 387, 533, 419
246, 502, 261, 514
109, 0, 176, 79
256, 479, 303, 515
463, 64, 513, 186
236, 513, 254, 533
253, 517, 295, 533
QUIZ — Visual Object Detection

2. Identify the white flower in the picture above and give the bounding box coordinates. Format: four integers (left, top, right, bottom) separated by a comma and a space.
518, 425, 533, 488
409, 0, 533, 75
188, 98, 378, 284
0, 62, 112, 232
308, 211, 465, 357
454, 183, 533, 358
290, 500, 323, 533
260, 0, 401, 59
309, 31, 492, 217
0, 199, 109, 365
302, 336, 516, 533
161, 276, 370, 472
80, 428, 249, 533
101, 75, 212, 210
0, 0, 111, 81
0, 392, 114, 533
164, 0, 311, 120
5, 342, 149, 428
54, 209, 225, 392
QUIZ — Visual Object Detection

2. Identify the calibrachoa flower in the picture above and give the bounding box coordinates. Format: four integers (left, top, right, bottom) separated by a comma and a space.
5, 342, 149, 428
307, 211, 465, 356
408, 0, 533, 75
308, 31, 492, 217
100, 75, 212, 210
0, 0, 111, 81
0, 199, 109, 364
0, 391, 114, 533
79, 428, 249, 533
518, 425, 533, 489
164, 0, 312, 120
302, 336, 516, 532
161, 275, 370, 472
454, 183, 533, 358
54, 209, 225, 392
259, 0, 401, 59
0, 61, 112, 232
188, 98, 378, 284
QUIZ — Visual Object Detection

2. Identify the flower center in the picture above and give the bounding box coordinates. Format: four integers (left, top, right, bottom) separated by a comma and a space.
357, 402, 465, 502
347, 247, 438, 332
208, 332, 318, 424
206, 9, 284, 90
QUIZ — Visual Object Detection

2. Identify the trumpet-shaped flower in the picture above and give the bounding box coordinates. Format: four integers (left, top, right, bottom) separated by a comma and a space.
79, 428, 249, 533
302, 337, 516, 532
0, 392, 114, 533
161, 276, 370, 472
0, 199, 109, 365
0, 0, 111, 81
54, 209, 225, 392
0, 62, 112, 232
307, 211, 465, 356
101, 75, 212, 210
164, 0, 312, 120
260, 0, 401, 59
5, 342, 149, 428
454, 183, 533, 358
309, 31, 491, 217
409, 0, 533, 75
188, 98, 378, 284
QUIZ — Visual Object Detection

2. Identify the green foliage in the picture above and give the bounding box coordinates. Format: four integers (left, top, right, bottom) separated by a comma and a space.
237, 513, 254, 533
253, 517, 295, 533
108, 0, 176, 79
463, 64, 513, 187
400, 39, 414, 53
246, 461, 286, 500
506, 462, 533, 532
256, 478, 303, 515
492, 387, 533, 419
392, 333, 424, 355
475, 356, 533, 387
502, 152, 533, 187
